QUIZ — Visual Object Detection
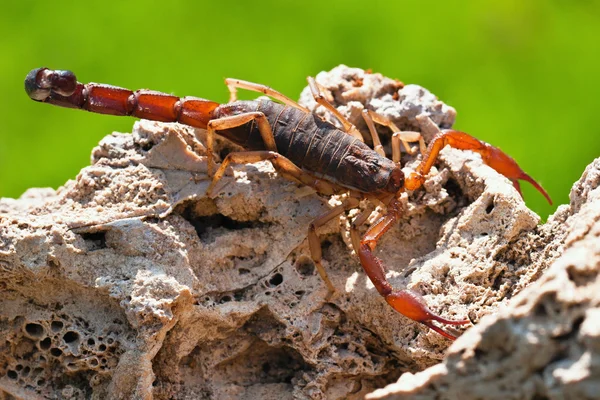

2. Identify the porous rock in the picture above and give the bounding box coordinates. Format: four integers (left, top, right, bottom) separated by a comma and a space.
0, 66, 560, 399
367, 158, 600, 400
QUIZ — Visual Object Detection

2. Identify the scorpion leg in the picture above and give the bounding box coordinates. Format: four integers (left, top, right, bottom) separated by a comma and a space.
225, 78, 310, 113
207, 150, 337, 198
307, 77, 364, 142
350, 202, 376, 255
308, 196, 361, 293
358, 198, 470, 340
361, 110, 386, 157
362, 110, 426, 163
206, 112, 277, 176
405, 129, 552, 204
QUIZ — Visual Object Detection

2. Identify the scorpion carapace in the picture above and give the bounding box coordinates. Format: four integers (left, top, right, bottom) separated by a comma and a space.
25, 67, 552, 340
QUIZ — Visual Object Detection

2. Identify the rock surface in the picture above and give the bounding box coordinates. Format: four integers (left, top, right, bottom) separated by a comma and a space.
367, 158, 600, 400
0, 66, 573, 399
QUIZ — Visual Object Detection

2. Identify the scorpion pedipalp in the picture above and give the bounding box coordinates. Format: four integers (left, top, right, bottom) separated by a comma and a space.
385, 290, 471, 340
417, 129, 552, 204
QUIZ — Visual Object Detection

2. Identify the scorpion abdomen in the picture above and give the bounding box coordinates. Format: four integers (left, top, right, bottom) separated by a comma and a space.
213, 99, 398, 194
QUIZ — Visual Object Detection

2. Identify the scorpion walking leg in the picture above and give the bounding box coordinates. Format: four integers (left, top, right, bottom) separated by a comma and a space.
307, 77, 364, 142
362, 110, 426, 163
350, 202, 376, 255
206, 112, 277, 176
358, 198, 470, 340
361, 110, 386, 157
225, 78, 310, 113
405, 130, 552, 204
308, 196, 361, 293
207, 150, 337, 198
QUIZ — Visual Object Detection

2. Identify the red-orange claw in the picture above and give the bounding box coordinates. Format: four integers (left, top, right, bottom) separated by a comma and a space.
516, 172, 553, 205
385, 290, 470, 340
483, 142, 552, 205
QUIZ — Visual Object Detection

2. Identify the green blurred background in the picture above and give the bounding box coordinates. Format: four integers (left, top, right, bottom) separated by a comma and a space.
1, 0, 599, 218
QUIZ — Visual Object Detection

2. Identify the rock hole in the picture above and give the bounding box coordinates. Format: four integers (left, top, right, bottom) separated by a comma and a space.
80, 231, 107, 251
107, 338, 114, 345
50, 321, 64, 332
268, 273, 283, 287
239, 268, 250, 275
262, 362, 271, 374
571, 316, 584, 333
37, 378, 46, 386
175, 202, 266, 241
98, 344, 107, 352
7, 370, 17, 380
22, 366, 30, 377
50, 348, 62, 357
294, 290, 305, 298
25, 323, 44, 338
140, 142, 154, 152
554, 315, 585, 341
294, 257, 315, 277
486, 201, 495, 214
566, 264, 597, 287
234, 291, 244, 301
492, 271, 505, 290
220, 295, 232, 303
66, 361, 78, 371
89, 358, 99, 367
87, 338, 95, 346
63, 331, 80, 344
474, 348, 486, 359
443, 177, 464, 201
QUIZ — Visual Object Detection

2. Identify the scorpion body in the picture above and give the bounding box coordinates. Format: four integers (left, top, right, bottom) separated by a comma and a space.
24, 67, 551, 340
214, 99, 401, 194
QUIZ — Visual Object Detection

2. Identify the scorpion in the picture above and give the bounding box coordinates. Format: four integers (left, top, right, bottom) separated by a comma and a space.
24, 67, 552, 340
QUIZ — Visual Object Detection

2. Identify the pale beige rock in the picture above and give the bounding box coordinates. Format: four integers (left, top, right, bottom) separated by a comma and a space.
0, 66, 562, 399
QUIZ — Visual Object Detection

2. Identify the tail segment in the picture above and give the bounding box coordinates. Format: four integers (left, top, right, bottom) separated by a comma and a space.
25, 67, 219, 130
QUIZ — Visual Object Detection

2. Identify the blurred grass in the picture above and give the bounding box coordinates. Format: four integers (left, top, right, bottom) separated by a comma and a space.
1, 0, 599, 219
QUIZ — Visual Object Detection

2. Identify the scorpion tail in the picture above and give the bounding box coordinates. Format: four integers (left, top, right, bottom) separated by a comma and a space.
25, 67, 220, 130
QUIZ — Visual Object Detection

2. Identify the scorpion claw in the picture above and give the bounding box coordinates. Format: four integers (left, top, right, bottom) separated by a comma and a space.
385, 289, 470, 341
481, 140, 552, 205
427, 131, 552, 205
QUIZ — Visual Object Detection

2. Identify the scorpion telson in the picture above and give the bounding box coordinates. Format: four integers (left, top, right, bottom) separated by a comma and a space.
25, 67, 552, 340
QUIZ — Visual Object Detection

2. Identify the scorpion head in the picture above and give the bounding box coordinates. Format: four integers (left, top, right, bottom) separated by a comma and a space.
385, 167, 405, 194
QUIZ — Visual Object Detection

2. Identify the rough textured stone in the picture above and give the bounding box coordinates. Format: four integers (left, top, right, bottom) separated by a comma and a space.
367, 158, 600, 400
0, 66, 565, 399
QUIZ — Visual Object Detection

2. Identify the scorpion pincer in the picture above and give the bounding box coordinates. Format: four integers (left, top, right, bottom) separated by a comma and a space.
24, 67, 552, 340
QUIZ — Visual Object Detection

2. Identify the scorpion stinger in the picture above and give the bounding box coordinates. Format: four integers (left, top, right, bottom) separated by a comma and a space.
25, 67, 551, 341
